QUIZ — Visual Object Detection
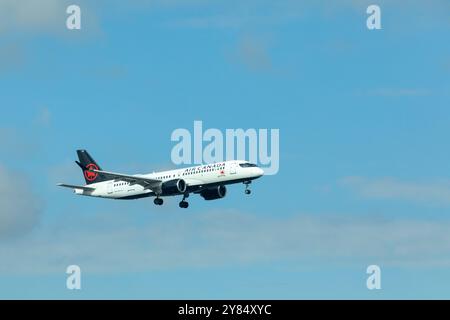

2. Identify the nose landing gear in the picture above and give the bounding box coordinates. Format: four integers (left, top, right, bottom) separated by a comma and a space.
244, 181, 252, 195
154, 197, 164, 206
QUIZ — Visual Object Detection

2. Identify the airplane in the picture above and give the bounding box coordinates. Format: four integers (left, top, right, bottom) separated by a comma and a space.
58, 150, 264, 208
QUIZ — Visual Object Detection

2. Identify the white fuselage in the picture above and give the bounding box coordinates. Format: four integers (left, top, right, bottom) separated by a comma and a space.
74, 160, 263, 199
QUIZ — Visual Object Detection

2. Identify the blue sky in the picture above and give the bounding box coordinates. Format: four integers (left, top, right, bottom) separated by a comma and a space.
1, 0, 450, 299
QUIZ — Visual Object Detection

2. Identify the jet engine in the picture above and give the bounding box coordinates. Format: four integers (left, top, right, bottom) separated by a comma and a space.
200, 185, 227, 200
161, 179, 187, 195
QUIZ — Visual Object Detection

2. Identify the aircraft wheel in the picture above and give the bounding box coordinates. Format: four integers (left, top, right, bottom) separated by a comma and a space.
245, 189, 251, 195
179, 201, 189, 209
154, 198, 164, 206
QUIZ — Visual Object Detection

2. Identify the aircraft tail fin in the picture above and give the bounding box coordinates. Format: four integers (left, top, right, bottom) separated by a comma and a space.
76, 149, 110, 185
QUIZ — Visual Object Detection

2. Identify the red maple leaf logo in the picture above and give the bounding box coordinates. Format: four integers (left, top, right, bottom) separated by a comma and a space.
84, 163, 99, 182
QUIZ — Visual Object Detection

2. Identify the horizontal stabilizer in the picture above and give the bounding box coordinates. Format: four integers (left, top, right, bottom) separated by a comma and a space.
57, 183, 95, 191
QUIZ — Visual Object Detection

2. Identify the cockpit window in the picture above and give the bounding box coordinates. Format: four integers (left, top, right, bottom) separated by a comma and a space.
239, 163, 258, 168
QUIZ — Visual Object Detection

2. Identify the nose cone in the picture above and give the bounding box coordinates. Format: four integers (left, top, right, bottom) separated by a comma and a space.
253, 167, 264, 178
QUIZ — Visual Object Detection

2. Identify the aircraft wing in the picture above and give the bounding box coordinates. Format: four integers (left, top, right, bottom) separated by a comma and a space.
91, 169, 161, 189
57, 183, 95, 191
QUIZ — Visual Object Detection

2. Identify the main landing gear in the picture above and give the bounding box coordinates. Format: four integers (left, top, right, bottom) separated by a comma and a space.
244, 181, 252, 195
154, 197, 163, 206
153, 195, 189, 208
179, 193, 189, 209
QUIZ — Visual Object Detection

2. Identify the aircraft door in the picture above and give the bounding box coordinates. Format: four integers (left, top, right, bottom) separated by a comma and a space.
107, 182, 113, 195
229, 162, 237, 175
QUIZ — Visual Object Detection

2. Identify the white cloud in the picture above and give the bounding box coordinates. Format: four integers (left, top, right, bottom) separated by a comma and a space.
0, 165, 43, 239
0, 0, 66, 33
34, 107, 51, 127
341, 176, 450, 206
162, 1, 304, 30
0, 127, 39, 158
1, 208, 450, 275
0, 0, 101, 36
159, 0, 450, 30
4, 0, 447, 35
229, 36, 273, 73
367, 88, 432, 97
0, 43, 25, 74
